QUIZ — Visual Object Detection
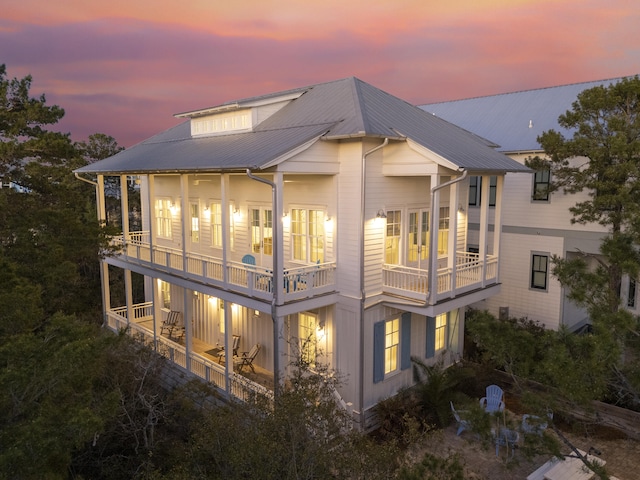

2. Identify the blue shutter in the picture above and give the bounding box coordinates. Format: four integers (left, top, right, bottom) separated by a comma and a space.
426, 316, 435, 358
401, 312, 411, 370
373, 321, 385, 383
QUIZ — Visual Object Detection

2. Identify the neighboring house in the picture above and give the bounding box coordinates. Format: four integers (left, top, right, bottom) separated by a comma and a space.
75, 77, 526, 429
421, 77, 635, 332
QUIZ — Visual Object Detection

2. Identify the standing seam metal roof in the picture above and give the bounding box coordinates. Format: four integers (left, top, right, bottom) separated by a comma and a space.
77, 77, 528, 175
419, 77, 631, 153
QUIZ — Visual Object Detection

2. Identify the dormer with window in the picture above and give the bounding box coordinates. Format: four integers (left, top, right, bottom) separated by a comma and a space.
175, 91, 305, 138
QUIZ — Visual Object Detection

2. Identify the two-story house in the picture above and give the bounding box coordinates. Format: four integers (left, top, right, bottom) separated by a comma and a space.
421, 77, 634, 332
75, 77, 527, 429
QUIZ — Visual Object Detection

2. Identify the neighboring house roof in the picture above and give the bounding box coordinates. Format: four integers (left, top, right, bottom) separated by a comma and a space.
420, 77, 630, 153
77, 77, 527, 175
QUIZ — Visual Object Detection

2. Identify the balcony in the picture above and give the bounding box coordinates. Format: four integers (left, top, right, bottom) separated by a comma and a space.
382, 251, 498, 302
112, 232, 337, 302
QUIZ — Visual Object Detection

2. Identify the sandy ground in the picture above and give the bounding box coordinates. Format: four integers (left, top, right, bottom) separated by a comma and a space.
408, 422, 639, 479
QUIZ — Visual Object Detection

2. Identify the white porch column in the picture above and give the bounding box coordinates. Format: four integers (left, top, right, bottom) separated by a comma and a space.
223, 299, 232, 398
428, 174, 441, 305
478, 175, 491, 288
221, 174, 230, 284
183, 288, 192, 372
274, 171, 285, 306
493, 175, 504, 283
124, 268, 133, 326
448, 179, 459, 297
97, 175, 110, 322
180, 174, 189, 273
120, 174, 130, 241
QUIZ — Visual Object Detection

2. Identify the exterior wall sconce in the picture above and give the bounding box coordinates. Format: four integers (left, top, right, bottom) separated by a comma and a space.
458, 204, 465, 213
233, 207, 241, 221
376, 209, 387, 219
169, 202, 178, 214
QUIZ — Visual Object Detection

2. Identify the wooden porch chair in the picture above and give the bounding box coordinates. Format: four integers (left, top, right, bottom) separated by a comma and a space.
233, 343, 261, 373
480, 384, 505, 413
160, 311, 184, 339
217, 335, 241, 363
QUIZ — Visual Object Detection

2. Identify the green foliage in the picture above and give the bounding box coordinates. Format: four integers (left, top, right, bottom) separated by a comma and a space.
397, 451, 465, 480
466, 309, 612, 407
411, 358, 474, 428
168, 361, 401, 480
527, 77, 640, 409
465, 309, 546, 378
0, 64, 119, 318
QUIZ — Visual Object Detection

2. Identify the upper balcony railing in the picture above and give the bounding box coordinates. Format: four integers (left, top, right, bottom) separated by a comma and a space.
382, 251, 498, 302
112, 233, 497, 304
112, 232, 336, 302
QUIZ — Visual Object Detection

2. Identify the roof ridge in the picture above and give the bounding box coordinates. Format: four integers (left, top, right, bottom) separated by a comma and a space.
422, 75, 636, 106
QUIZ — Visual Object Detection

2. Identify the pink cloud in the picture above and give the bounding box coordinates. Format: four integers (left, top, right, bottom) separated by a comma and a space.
0, 0, 638, 147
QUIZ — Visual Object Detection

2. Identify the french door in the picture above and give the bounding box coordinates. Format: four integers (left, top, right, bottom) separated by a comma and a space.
250, 207, 273, 266
406, 209, 429, 270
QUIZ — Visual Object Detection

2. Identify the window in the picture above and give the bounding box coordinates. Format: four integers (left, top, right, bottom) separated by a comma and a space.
469, 176, 480, 207
299, 312, 318, 367
159, 280, 171, 309
384, 318, 400, 375
155, 199, 173, 239
628, 278, 637, 308
385, 210, 401, 264
468, 176, 497, 207
438, 206, 450, 255
190, 202, 200, 243
426, 313, 448, 358
291, 208, 325, 263
533, 169, 551, 201
531, 254, 549, 290
435, 313, 447, 352
373, 313, 411, 383
211, 202, 223, 247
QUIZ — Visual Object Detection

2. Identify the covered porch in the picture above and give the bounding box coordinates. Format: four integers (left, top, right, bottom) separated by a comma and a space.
107, 302, 274, 402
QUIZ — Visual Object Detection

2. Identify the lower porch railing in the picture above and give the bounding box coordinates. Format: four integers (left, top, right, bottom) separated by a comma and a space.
105, 308, 274, 403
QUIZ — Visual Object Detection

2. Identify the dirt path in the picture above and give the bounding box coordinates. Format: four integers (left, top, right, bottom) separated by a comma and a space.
408, 423, 638, 479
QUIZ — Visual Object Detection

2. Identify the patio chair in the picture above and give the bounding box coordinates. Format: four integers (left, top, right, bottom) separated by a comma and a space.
521, 411, 552, 436
494, 427, 519, 457
160, 310, 183, 339
217, 335, 241, 363
450, 401, 471, 436
480, 384, 505, 413
233, 343, 261, 373
242, 254, 256, 266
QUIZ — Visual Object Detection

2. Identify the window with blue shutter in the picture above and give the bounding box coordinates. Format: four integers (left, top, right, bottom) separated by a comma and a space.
373, 321, 385, 383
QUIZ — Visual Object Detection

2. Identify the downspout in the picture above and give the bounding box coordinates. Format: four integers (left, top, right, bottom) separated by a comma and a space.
359, 138, 388, 427
246, 169, 281, 398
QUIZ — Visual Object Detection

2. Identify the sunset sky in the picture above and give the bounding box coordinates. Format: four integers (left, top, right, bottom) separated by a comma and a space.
2, 0, 639, 147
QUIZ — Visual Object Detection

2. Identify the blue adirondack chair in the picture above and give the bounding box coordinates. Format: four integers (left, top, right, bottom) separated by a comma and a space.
480, 384, 505, 413
450, 401, 471, 436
